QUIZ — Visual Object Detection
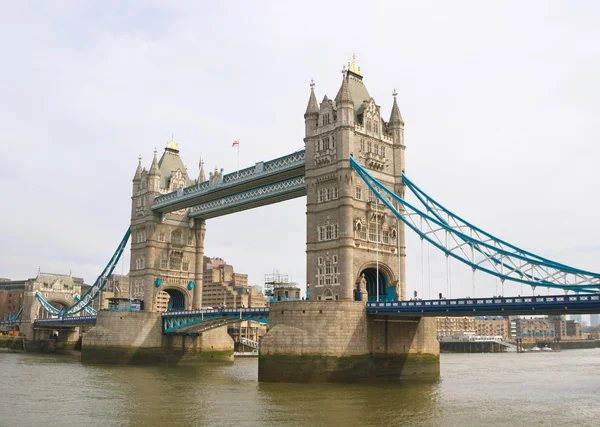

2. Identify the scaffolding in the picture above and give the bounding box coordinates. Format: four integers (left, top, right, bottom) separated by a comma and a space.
264, 270, 300, 301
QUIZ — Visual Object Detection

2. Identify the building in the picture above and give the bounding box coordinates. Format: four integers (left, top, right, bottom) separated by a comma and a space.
96, 274, 131, 309
201, 257, 267, 309
0, 273, 87, 321
436, 317, 476, 338
0, 279, 26, 320
566, 319, 581, 337
475, 316, 510, 339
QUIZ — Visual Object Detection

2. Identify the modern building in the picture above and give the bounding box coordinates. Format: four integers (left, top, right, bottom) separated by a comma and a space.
201, 257, 267, 309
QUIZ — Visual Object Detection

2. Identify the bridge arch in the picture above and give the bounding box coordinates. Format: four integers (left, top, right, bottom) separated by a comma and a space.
356, 262, 396, 302
158, 288, 189, 312
36, 300, 70, 320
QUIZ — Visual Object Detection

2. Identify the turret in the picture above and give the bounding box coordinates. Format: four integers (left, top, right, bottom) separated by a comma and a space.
304, 79, 319, 136
389, 89, 405, 175
148, 149, 160, 193
337, 68, 354, 126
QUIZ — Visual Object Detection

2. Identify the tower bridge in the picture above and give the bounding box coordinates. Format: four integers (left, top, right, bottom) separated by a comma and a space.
31, 56, 600, 382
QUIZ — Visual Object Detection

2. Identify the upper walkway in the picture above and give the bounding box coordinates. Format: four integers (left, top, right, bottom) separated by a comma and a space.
151, 150, 306, 217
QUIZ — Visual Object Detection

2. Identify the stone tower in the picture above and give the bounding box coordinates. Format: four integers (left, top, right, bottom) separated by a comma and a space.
304, 56, 406, 302
130, 138, 206, 312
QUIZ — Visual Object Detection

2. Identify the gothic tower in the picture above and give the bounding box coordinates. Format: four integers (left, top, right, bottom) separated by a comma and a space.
304, 56, 406, 302
130, 138, 206, 312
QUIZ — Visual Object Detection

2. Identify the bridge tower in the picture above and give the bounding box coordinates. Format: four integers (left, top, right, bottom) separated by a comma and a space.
305, 56, 405, 302
259, 57, 439, 382
130, 138, 206, 312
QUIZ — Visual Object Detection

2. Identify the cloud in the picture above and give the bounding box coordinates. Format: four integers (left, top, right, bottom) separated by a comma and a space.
1, 1, 599, 300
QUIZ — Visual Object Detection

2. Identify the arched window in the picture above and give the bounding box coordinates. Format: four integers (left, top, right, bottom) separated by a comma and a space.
366, 119, 372, 132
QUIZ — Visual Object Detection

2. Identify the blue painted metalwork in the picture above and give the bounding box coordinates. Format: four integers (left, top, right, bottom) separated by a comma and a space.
35, 228, 131, 316
34, 316, 97, 327
152, 150, 306, 211
74, 295, 97, 316
162, 308, 270, 334
402, 173, 600, 276
187, 281, 194, 291
0, 307, 23, 326
155, 277, 162, 288
188, 176, 306, 219
367, 293, 600, 317
350, 156, 600, 292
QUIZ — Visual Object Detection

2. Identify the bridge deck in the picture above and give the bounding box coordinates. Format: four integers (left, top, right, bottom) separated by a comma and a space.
366, 294, 600, 317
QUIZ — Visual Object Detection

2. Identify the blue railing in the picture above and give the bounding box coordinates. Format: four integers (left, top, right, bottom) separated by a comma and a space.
162, 307, 270, 333
367, 293, 600, 316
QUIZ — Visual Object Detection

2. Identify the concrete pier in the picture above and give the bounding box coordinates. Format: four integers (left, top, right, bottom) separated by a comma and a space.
258, 301, 439, 382
82, 311, 233, 365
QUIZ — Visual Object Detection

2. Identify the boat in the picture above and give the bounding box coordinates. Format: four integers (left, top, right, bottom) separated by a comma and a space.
541, 345, 552, 351
531, 346, 541, 351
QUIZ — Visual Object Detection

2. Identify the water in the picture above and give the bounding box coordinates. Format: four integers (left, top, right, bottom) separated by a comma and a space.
1, 350, 599, 427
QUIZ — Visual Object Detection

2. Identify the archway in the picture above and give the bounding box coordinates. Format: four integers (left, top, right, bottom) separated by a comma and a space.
37, 301, 69, 319
359, 267, 393, 302
162, 289, 186, 311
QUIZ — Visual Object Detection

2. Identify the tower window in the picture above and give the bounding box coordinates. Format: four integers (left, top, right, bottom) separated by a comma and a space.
355, 186, 362, 200
159, 232, 165, 242
171, 230, 182, 245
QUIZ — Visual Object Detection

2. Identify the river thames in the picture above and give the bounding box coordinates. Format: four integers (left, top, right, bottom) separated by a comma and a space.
1, 349, 599, 427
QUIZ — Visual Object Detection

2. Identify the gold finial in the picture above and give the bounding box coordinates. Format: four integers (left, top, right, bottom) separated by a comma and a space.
214, 166, 218, 173
166, 134, 178, 151
348, 53, 361, 76
393, 88, 398, 99
310, 78, 315, 89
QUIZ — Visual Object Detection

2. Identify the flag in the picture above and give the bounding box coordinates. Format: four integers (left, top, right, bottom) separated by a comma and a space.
232, 140, 239, 147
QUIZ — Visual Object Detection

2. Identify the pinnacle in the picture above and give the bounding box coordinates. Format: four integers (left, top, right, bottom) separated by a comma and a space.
389, 89, 404, 125
338, 72, 353, 105
304, 79, 319, 118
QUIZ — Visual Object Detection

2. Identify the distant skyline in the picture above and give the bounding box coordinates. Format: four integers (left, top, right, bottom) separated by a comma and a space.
1, 2, 600, 299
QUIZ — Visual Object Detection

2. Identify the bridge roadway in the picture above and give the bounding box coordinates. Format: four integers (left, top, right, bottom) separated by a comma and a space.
151, 150, 306, 217
25, 293, 600, 332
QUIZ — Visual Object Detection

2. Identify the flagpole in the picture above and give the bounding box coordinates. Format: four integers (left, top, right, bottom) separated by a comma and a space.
237, 141, 240, 178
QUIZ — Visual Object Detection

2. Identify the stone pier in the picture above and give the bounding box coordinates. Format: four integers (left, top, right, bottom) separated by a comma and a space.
82, 310, 233, 365
258, 301, 439, 382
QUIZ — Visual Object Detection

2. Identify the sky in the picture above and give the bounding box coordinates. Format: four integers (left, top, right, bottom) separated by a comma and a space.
1, 1, 599, 302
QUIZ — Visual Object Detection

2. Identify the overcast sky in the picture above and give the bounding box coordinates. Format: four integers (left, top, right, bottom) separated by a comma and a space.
1, 1, 599, 301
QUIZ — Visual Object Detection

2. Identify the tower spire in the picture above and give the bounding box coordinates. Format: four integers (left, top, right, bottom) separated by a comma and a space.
149, 148, 159, 175
389, 88, 404, 125
338, 68, 353, 105
304, 79, 319, 118
198, 157, 206, 182
133, 155, 142, 181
